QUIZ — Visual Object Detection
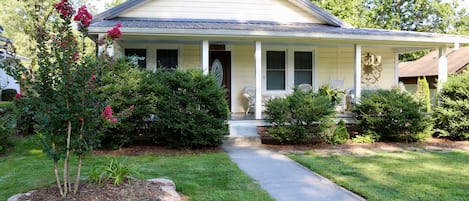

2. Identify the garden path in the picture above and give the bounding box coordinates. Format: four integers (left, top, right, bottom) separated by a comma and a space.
223, 120, 366, 201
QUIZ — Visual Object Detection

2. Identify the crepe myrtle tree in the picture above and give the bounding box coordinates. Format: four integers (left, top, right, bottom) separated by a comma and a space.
20, 0, 123, 196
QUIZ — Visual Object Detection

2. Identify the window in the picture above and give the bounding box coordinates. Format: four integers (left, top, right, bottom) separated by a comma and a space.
294, 51, 312, 85
124, 49, 146, 69
157, 49, 178, 69
266, 51, 286, 90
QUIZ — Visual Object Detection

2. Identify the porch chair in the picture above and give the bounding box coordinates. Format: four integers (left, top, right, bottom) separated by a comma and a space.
243, 86, 256, 115
298, 83, 313, 93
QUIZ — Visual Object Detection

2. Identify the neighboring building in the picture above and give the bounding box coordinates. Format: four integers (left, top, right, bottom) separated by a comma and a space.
0, 33, 30, 94
399, 46, 469, 91
89, 0, 469, 119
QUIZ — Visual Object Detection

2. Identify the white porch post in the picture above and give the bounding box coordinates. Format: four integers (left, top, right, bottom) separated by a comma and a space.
394, 53, 399, 86
255, 41, 262, 119
354, 44, 362, 102
437, 47, 448, 92
202, 40, 209, 75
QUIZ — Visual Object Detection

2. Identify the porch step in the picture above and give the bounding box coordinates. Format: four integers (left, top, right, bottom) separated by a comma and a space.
224, 120, 265, 146
223, 136, 261, 146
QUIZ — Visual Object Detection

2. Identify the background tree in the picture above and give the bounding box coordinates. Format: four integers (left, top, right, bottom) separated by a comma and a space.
311, 0, 469, 61
105, 0, 126, 9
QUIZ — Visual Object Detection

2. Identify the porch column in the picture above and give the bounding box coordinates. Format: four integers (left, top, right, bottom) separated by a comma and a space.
394, 53, 399, 86
202, 40, 209, 75
354, 44, 362, 101
437, 47, 448, 92
255, 41, 262, 119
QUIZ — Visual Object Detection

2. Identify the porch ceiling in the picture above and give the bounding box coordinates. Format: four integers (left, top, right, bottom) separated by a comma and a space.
89, 18, 469, 50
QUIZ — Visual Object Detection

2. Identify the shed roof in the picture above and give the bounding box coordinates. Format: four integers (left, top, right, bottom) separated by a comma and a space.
399, 46, 469, 77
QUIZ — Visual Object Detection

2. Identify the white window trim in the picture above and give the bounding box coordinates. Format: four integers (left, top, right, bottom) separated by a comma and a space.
263, 48, 288, 96
263, 46, 316, 96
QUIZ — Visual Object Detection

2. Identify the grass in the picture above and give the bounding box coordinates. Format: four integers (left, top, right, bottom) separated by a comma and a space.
0, 137, 274, 201
290, 150, 469, 201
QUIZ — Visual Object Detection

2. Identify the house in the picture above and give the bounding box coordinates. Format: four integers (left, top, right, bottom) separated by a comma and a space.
89, 0, 469, 119
399, 46, 469, 91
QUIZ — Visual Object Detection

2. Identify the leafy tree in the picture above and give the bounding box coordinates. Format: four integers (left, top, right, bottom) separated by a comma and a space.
311, 0, 469, 61
105, 0, 126, 9
1, 0, 122, 197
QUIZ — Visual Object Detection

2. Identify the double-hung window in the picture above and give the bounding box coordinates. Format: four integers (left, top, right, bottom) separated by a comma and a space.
157, 49, 178, 70
266, 51, 286, 90
294, 51, 313, 85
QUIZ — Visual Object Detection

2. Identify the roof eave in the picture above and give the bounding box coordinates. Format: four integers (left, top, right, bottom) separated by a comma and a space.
93, 0, 150, 22
88, 27, 469, 45
289, 0, 353, 28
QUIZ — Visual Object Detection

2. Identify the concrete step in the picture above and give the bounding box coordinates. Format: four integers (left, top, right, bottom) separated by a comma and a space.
223, 136, 261, 146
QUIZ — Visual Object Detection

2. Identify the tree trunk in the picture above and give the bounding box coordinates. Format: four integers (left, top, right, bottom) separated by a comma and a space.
74, 121, 85, 194
63, 120, 72, 195
54, 159, 64, 196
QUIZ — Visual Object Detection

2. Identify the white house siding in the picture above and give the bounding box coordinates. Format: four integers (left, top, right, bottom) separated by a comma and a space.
231, 44, 255, 113
316, 46, 396, 91
120, 0, 325, 24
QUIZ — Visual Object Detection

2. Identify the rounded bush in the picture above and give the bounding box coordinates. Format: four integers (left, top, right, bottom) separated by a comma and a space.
265, 89, 335, 144
353, 89, 432, 142
433, 71, 469, 140
99, 61, 229, 149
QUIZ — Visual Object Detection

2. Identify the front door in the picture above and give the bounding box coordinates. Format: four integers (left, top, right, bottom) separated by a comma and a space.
209, 51, 231, 108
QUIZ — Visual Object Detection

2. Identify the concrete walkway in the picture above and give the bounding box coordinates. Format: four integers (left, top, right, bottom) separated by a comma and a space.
223, 120, 365, 201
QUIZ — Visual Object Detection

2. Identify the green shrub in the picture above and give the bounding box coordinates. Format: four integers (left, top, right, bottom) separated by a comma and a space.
415, 76, 431, 112
99, 59, 146, 149
99, 63, 229, 149
151, 70, 229, 148
353, 89, 432, 142
1, 89, 17, 101
352, 130, 380, 143
0, 101, 15, 153
318, 85, 344, 104
433, 71, 469, 140
265, 89, 335, 144
322, 120, 350, 144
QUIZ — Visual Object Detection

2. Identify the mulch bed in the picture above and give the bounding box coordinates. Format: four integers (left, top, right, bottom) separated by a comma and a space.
17, 179, 176, 201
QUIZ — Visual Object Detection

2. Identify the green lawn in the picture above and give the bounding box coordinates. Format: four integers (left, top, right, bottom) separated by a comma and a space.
0, 138, 273, 201
290, 151, 469, 201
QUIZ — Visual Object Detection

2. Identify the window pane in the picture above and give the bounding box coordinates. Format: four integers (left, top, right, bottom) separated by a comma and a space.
294, 51, 313, 85
157, 49, 178, 69
125, 49, 146, 69
266, 51, 285, 90
267, 51, 285, 69
267, 72, 285, 90
295, 52, 312, 69
294, 71, 312, 85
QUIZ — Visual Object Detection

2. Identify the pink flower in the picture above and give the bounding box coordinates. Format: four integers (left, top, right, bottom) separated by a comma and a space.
73, 51, 79, 61
106, 23, 122, 40
15, 93, 22, 100
79, 117, 84, 122
102, 105, 113, 120
91, 75, 97, 80
73, 5, 93, 31
111, 118, 118, 123
96, 37, 105, 46
54, 0, 73, 19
